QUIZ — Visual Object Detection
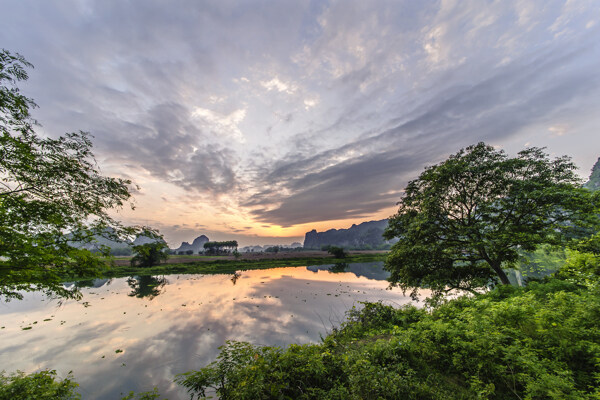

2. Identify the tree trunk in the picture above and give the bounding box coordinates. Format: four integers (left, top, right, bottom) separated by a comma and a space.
489, 260, 511, 285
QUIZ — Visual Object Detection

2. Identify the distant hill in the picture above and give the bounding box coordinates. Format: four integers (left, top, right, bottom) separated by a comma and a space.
585, 157, 600, 191
240, 245, 265, 253
173, 235, 210, 254
303, 219, 395, 250
68, 229, 164, 255
68, 227, 130, 253
133, 234, 164, 246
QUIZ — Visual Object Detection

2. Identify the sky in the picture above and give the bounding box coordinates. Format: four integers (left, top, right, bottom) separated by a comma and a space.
1, 0, 600, 247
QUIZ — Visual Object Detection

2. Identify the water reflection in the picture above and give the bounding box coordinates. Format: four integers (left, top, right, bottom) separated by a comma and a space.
127, 276, 168, 299
67, 278, 113, 289
328, 263, 348, 273
0, 262, 424, 399
230, 272, 241, 285
307, 261, 391, 281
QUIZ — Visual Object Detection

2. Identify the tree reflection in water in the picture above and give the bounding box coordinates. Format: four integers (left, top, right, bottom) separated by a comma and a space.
230, 272, 241, 285
127, 275, 168, 299
328, 263, 348, 273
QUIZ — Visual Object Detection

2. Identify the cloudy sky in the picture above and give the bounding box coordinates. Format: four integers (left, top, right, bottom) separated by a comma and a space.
2, 0, 600, 246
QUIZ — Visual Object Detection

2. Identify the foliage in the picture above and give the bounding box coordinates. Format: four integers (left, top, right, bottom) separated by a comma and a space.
0, 369, 80, 399
584, 157, 600, 191
554, 247, 600, 289
516, 245, 567, 281
130, 242, 169, 268
326, 246, 347, 258
264, 246, 280, 253
120, 387, 164, 400
0, 49, 154, 300
176, 340, 351, 399
569, 231, 600, 255
176, 261, 600, 399
384, 142, 599, 300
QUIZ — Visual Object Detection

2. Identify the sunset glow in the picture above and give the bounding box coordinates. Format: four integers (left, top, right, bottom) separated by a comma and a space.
2, 1, 599, 246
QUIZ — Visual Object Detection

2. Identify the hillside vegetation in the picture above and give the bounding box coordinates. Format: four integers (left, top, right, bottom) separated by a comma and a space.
303, 220, 393, 250
585, 157, 600, 191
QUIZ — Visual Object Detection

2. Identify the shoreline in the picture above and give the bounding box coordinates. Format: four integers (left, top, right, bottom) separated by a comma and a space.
70, 251, 389, 280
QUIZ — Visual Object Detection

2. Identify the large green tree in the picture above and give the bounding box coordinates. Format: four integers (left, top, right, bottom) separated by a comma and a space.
384, 142, 599, 299
130, 242, 169, 268
0, 49, 154, 300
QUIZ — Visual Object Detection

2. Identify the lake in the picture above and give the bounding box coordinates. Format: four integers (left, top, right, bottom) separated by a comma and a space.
0, 262, 423, 399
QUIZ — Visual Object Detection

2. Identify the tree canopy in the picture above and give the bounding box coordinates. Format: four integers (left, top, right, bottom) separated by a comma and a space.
0, 49, 155, 300
130, 242, 169, 268
384, 142, 600, 299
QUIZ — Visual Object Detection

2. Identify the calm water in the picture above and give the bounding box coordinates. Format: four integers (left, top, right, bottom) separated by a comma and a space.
0, 262, 423, 399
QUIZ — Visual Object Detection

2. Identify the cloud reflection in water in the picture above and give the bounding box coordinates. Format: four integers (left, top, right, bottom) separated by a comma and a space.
0, 263, 424, 399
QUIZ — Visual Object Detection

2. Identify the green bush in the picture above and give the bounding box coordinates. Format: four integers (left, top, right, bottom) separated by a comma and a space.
0, 370, 80, 400
120, 387, 163, 400
327, 246, 347, 258
130, 242, 168, 268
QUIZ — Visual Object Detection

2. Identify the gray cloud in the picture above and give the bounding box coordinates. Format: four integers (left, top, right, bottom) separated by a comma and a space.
94, 102, 239, 194
246, 41, 600, 225
1, 0, 599, 230
247, 152, 429, 226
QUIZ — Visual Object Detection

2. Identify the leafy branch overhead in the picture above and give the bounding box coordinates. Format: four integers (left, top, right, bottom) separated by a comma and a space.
384, 142, 600, 300
0, 49, 160, 300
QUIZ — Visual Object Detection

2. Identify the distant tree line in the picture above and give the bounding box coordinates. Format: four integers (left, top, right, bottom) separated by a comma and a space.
203, 240, 238, 255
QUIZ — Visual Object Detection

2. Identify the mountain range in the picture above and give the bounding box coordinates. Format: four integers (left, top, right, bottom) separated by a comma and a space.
172, 235, 210, 254
303, 219, 394, 250
585, 157, 600, 191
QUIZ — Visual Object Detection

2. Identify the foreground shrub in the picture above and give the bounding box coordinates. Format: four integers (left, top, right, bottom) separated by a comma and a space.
177, 274, 600, 399
0, 370, 80, 400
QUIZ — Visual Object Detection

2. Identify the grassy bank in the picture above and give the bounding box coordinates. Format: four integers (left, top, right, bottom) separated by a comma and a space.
65, 253, 388, 281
